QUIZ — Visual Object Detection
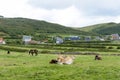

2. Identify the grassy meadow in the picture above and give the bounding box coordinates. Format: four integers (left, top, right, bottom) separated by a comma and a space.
0, 49, 120, 80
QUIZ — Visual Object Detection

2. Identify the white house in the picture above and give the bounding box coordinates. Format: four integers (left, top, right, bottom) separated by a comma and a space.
56, 37, 63, 44
111, 34, 120, 40
22, 35, 32, 44
95, 36, 105, 41
0, 38, 6, 44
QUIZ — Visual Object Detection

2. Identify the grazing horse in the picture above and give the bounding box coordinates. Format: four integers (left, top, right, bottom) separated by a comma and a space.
29, 49, 38, 56
95, 54, 102, 60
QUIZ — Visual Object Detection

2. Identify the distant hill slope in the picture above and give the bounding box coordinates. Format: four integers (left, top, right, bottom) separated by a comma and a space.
0, 18, 93, 39
79, 22, 120, 35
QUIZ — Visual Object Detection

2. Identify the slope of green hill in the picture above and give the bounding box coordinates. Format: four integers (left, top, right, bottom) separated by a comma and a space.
0, 17, 93, 39
79, 22, 120, 35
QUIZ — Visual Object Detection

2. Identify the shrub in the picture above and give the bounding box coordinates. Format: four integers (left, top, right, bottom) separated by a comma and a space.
117, 46, 120, 49
108, 46, 114, 49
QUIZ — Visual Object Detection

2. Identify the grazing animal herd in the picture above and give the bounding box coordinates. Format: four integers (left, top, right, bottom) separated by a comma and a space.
28, 49, 102, 62
7, 49, 102, 65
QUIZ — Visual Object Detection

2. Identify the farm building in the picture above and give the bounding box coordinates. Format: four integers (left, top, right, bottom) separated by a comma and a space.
85, 36, 91, 41
95, 36, 105, 41
111, 34, 120, 40
22, 35, 32, 44
0, 38, 6, 44
56, 37, 63, 44
28, 40, 41, 44
64, 36, 80, 41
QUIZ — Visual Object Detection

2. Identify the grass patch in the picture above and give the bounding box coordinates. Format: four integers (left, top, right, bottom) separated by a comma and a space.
0, 51, 120, 80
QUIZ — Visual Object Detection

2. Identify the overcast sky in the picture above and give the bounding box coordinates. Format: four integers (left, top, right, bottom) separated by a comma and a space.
0, 0, 120, 27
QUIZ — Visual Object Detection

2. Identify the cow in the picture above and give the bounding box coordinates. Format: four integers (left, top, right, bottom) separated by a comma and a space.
7, 50, 10, 54
29, 49, 38, 56
95, 54, 102, 60
57, 55, 75, 65
49, 59, 58, 64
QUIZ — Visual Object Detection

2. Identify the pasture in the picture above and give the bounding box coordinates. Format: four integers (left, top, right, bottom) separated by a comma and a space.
0, 50, 120, 80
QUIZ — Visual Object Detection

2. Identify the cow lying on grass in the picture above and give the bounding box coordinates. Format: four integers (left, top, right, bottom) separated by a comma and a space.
57, 55, 75, 65
50, 55, 75, 65
95, 54, 102, 60
49, 59, 58, 64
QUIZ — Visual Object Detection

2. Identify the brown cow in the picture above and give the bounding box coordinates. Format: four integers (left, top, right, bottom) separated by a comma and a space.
95, 54, 102, 60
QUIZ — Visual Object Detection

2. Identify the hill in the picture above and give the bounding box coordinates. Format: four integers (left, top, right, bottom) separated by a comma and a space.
0, 17, 93, 39
79, 22, 120, 35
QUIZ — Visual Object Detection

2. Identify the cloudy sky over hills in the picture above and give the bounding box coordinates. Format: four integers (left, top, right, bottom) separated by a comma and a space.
0, 0, 120, 27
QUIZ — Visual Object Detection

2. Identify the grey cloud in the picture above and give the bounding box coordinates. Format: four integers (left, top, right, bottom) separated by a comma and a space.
28, 0, 73, 9
28, 0, 120, 16
75, 0, 120, 16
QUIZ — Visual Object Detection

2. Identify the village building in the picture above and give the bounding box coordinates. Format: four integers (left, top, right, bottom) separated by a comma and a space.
85, 36, 91, 41
28, 40, 41, 44
56, 37, 63, 44
69, 36, 80, 41
111, 34, 120, 40
95, 36, 102, 41
95, 36, 100, 40
0, 38, 6, 44
64, 36, 80, 41
22, 35, 32, 44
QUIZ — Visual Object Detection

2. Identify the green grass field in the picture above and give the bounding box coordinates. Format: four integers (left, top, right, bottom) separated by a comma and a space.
0, 50, 120, 80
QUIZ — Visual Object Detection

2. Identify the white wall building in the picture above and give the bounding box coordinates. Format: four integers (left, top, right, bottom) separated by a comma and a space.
22, 35, 32, 44
56, 37, 63, 44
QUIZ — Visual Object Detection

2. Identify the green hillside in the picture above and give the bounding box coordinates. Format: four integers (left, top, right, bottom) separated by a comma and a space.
0, 17, 93, 39
79, 22, 120, 35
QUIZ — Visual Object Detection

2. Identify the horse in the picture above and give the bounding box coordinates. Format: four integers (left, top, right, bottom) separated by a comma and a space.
29, 49, 38, 56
